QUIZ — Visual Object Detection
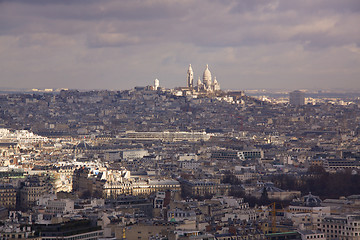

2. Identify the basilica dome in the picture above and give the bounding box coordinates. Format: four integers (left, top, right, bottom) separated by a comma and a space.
203, 64, 212, 88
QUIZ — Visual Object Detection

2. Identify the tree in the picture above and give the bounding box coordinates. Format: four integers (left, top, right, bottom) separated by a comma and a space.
259, 188, 270, 206
221, 172, 242, 185
80, 190, 91, 199
230, 186, 245, 198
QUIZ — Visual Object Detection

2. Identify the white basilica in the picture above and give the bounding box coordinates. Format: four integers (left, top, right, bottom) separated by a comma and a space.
187, 64, 220, 92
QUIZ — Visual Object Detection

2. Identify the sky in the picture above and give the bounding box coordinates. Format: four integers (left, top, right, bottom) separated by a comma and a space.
0, 0, 359, 91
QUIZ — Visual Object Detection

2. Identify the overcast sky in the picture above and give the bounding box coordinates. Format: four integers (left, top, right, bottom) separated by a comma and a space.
0, 0, 359, 91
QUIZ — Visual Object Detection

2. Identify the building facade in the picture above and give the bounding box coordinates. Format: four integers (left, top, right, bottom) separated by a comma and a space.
0, 185, 16, 209
19, 175, 52, 209
318, 215, 360, 240
289, 90, 305, 106
181, 179, 231, 197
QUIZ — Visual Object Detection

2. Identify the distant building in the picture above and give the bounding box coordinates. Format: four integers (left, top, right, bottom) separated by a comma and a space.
179, 160, 201, 170
0, 128, 48, 144
0, 185, 16, 209
318, 214, 360, 240
121, 149, 149, 161
167, 207, 196, 222
154, 78, 160, 90
0, 225, 38, 239
253, 182, 301, 201
115, 223, 176, 240
187, 64, 220, 92
45, 199, 74, 214
289, 90, 305, 106
72, 168, 104, 198
34, 219, 103, 240
211, 149, 264, 161
19, 175, 52, 209
104, 150, 122, 161
153, 191, 166, 209
123, 131, 211, 142
103, 179, 180, 198
325, 159, 360, 172
299, 230, 326, 240
181, 179, 231, 197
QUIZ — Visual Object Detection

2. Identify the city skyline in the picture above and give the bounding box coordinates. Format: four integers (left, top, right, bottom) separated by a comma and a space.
0, 0, 359, 90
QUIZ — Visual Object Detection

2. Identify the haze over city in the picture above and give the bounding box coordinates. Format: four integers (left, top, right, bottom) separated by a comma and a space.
0, 0, 359, 91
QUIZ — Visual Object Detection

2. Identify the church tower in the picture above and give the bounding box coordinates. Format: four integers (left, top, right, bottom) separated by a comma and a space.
154, 78, 160, 90
187, 64, 194, 88
213, 77, 220, 91
197, 76, 203, 91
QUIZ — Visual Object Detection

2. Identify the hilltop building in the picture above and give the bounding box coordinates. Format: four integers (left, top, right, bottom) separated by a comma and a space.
289, 90, 305, 106
154, 78, 160, 90
187, 64, 220, 92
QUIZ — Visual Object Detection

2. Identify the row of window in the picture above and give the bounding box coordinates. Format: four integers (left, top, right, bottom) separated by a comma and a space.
322, 224, 358, 231
168, 212, 192, 217
0, 233, 27, 239
324, 232, 359, 236
0, 191, 16, 194
306, 234, 324, 239
0, 197, 15, 201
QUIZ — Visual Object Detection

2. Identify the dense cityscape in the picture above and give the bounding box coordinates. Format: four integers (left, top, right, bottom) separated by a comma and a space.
2, 0, 360, 239
0, 65, 359, 240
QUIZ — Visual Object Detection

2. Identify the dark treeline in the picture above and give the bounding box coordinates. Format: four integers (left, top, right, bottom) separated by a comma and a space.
221, 168, 360, 206
222, 171, 289, 207
271, 166, 360, 199
221, 171, 242, 185
229, 184, 291, 207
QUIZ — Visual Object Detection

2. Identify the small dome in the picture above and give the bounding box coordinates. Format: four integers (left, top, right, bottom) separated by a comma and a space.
197, 76, 202, 86
302, 192, 322, 207
213, 76, 218, 84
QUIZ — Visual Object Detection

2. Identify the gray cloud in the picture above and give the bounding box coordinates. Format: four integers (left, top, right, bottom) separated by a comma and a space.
87, 33, 140, 48
0, 0, 359, 90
